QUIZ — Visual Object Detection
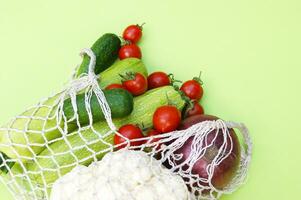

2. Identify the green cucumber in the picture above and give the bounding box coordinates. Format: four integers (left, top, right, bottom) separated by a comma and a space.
26, 86, 185, 185
63, 89, 133, 127
0, 58, 147, 160
0, 153, 14, 174
76, 33, 121, 77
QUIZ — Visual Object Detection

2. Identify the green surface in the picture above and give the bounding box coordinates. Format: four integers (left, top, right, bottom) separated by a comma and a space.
0, 0, 300, 199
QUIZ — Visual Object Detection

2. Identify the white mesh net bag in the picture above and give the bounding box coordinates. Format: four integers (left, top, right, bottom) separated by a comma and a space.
0, 49, 252, 200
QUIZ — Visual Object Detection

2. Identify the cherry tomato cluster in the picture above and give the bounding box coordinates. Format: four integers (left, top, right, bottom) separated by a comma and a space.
112, 71, 205, 149
111, 23, 205, 149
180, 73, 205, 118
119, 24, 144, 60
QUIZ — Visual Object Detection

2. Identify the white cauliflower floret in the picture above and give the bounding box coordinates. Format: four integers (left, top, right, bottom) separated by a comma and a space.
50, 150, 190, 200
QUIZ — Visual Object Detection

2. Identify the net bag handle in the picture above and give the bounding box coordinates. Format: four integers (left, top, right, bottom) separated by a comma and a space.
57, 48, 117, 132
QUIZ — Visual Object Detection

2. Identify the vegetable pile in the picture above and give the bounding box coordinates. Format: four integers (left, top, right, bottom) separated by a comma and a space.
0, 23, 252, 200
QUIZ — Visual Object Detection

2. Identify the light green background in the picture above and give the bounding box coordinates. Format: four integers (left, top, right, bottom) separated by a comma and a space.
0, 0, 300, 199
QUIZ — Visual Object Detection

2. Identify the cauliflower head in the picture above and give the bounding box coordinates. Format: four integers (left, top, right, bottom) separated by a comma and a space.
50, 150, 190, 200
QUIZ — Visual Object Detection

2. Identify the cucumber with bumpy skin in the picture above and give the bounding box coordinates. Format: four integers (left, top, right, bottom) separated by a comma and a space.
0, 58, 147, 160
76, 33, 121, 77
63, 89, 134, 127
26, 86, 185, 185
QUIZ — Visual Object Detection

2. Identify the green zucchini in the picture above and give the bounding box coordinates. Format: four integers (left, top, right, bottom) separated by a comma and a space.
0, 162, 46, 200
76, 33, 121, 77
26, 86, 185, 185
0, 58, 147, 160
63, 89, 134, 127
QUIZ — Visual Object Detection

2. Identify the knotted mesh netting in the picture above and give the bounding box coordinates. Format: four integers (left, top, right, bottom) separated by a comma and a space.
0, 49, 252, 200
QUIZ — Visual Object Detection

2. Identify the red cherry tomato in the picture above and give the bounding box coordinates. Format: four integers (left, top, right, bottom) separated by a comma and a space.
114, 124, 144, 150
153, 105, 181, 133
180, 80, 203, 100
185, 102, 204, 118
123, 24, 144, 43
147, 72, 171, 89
121, 72, 147, 96
119, 44, 142, 60
105, 83, 126, 90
